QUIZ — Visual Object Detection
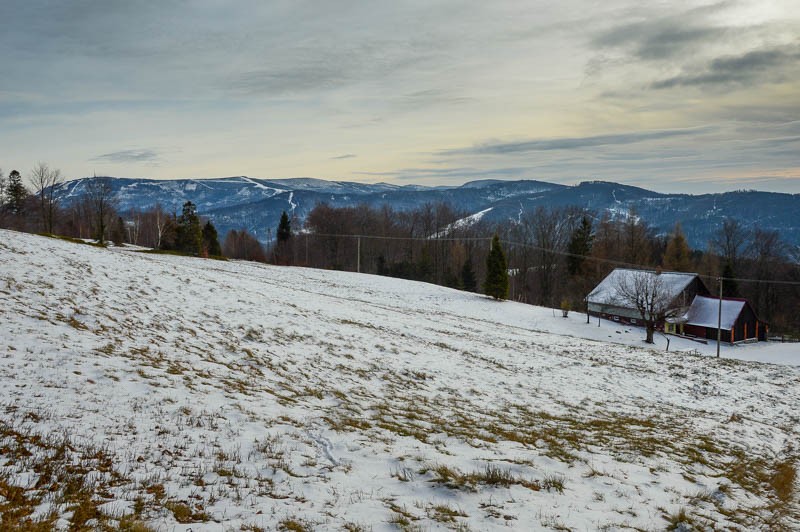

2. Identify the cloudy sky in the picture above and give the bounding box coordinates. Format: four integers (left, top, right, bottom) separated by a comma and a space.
1, 0, 798, 193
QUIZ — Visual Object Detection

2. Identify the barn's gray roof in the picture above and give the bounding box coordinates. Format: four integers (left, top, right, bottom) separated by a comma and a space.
587, 268, 699, 309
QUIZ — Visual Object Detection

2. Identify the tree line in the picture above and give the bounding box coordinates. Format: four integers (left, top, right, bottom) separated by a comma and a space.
0, 167, 222, 256
1, 166, 797, 333
0, 165, 295, 262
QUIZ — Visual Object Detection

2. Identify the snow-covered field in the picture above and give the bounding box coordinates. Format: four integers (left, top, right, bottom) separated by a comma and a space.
1, 229, 798, 531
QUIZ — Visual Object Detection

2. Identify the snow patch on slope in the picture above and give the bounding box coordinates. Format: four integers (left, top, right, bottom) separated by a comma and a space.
0, 229, 798, 530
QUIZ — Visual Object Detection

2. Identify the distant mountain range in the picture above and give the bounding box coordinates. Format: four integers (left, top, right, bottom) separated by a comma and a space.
53, 176, 800, 252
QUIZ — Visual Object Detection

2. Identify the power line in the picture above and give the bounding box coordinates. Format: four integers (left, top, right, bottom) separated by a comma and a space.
302, 231, 800, 287
309, 232, 491, 243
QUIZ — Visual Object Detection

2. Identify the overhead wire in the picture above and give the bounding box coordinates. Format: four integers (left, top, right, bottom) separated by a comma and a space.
301, 231, 800, 287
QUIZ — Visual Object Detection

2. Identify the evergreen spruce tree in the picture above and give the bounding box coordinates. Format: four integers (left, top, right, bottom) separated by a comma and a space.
567, 215, 594, 276
663, 222, 692, 272
461, 255, 477, 292
276, 211, 291, 243
202, 220, 222, 257
175, 201, 202, 254
5, 170, 28, 215
274, 211, 294, 264
484, 234, 508, 300
111, 216, 126, 246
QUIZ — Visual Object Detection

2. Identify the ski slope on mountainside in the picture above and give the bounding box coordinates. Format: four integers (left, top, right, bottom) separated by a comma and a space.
0, 229, 798, 531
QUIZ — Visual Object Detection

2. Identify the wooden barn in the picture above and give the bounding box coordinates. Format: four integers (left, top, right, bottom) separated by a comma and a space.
678, 295, 766, 343
586, 269, 709, 326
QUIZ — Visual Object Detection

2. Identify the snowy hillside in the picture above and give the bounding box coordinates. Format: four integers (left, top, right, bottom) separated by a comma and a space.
1, 229, 798, 531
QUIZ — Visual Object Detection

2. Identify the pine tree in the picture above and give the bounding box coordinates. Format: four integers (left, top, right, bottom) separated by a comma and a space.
202, 220, 222, 257
567, 215, 594, 276
276, 211, 291, 243
461, 256, 477, 292
484, 234, 508, 300
274, 211, 293, 264
5, 170, 28, 215
663, 222, 692, 272
111, 216, 126, 246
175, 201, 202, 254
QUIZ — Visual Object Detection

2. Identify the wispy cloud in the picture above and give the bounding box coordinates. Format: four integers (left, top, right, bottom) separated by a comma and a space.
91, 148, 161, 164
439, 128, 710, 157
651, 45, 800, 89
331, 153, 357, 160
593, 19, 728, 61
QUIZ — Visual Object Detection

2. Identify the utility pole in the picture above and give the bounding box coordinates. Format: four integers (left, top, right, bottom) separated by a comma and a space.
357, 236, 361, 273
305, 233, 309, 266
716, 276, 723, 358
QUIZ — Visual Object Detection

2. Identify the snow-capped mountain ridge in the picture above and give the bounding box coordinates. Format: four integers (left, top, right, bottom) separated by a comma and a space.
52, 176, 800, 249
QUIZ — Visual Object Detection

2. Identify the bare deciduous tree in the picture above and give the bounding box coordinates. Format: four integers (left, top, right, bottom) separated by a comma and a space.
614, 270, 671, 344
223, 229, 267, 262
135, 203, 172, 249
713, 218, 748, 271
85, 176, 118, 245
29, 162, 63, 234
747, 227, 786, 323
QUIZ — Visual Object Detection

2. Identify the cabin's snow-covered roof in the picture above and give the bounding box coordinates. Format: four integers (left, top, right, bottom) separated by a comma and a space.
587, 268, 698, 307
684, 295, 745, 330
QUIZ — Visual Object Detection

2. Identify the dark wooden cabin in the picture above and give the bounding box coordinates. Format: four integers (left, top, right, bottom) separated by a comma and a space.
682, 296, 766, 343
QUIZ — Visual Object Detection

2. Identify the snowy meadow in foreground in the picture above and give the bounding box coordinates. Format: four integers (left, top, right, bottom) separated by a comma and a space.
0, 229, 798, 530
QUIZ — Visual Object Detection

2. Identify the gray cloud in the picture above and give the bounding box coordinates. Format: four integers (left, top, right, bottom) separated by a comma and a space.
331, 154, 357, 160
651, 45, 800, 89
440, 128, 709, 156
594, 23, 727, 61
91, 149, 161, 164
591, 2, 734, 60
225, 36, 443, 97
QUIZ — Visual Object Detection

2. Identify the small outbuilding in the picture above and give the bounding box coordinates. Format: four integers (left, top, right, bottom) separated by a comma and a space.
679, 295, 766, 343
